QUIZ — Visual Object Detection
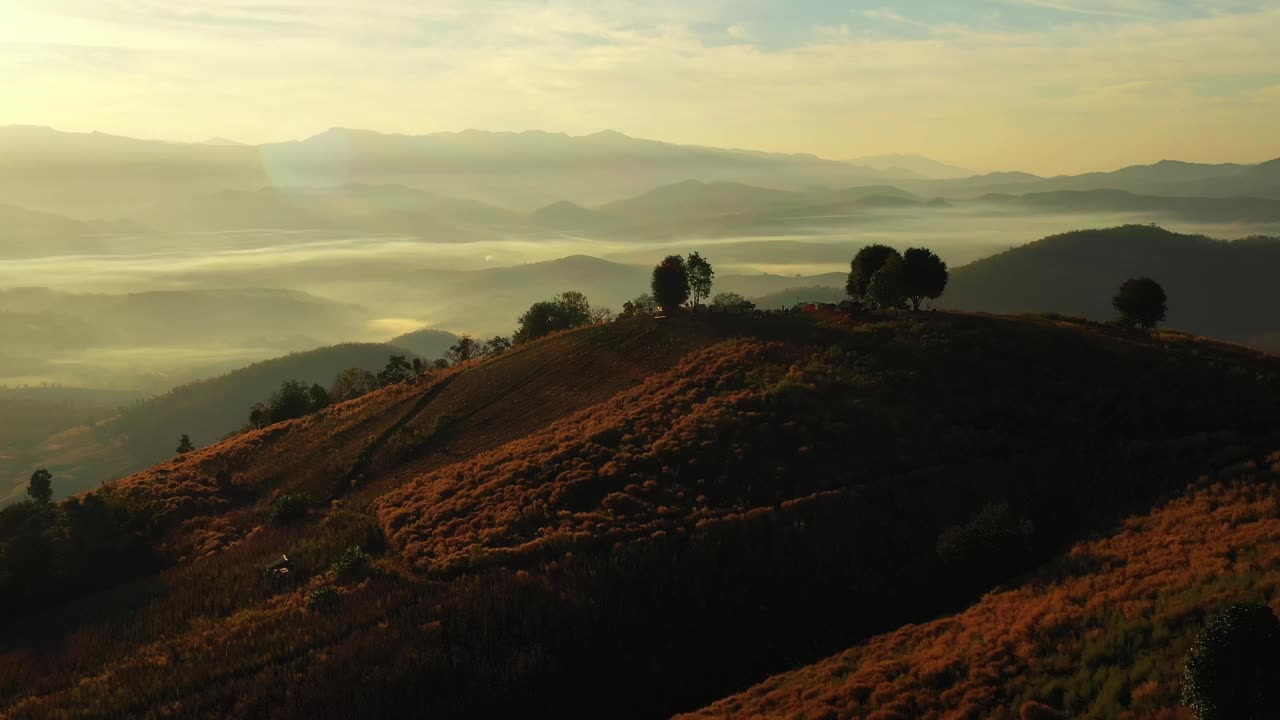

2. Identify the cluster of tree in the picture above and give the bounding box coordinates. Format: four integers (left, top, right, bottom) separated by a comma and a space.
444, 334, 512, 365
248, 380, 332, 429
514, 291, 613, 344
649, 252, 715, 312
710, 291, 756, 312
0, 469, 156, 617
846, 245, 949, 310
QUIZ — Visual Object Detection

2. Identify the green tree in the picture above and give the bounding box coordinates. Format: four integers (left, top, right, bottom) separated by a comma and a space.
330, 368, 378, 403
447, 335, 480, 365
1182, 602, 1280, 719
1113, 277, 1168, 329
651, 255, 690, 311
377, 355, 415, 386
270, 492, 313, 526
865, 253, 907, 309
27, 469, 53, 504
901, 247, 949, 311
513, 291, 596, 344
847, 245, 901, 299
686, 252, 715, 306
482, 336, 512, 357
176, 434, 195, 455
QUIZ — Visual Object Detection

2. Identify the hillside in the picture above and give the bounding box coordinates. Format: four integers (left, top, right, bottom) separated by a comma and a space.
945, 225, 1280, 352
8, 343, 419, 503
2, 311, 1277, 719
681, 448, 1280, 720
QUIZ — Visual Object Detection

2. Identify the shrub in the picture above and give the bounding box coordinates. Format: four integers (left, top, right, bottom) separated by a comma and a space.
308, 585, 339, 613
1182, 602, 1280, 719
270, 492, 313, 526
329, 545, 371, 584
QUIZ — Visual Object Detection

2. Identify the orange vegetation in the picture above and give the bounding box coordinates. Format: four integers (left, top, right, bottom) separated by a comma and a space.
681, 451, 1280, 720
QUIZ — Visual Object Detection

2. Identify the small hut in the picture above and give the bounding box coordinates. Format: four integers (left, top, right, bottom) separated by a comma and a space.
265, 554, 293, 577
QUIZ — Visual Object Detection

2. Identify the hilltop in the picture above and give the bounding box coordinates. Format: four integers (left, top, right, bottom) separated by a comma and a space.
945, 224, 1280, 351
2, 310, 1277, 719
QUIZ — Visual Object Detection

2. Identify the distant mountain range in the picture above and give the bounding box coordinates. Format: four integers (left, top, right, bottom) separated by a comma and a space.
5, 125, 1277, 217
845, 154, 976, 179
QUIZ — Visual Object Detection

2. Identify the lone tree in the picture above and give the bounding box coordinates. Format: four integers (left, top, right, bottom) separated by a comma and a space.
865, 252, 907, 309
176, 434, 195, 455
1182, 602, 1280, 719
901, 247, 949, 311
377, 355, 415, 386
686, 252, 714, 306
846, 244, 901, 299
1113, 277, 1167, 329
447, 335, 480, 365
27, 469, 52, 505
651, 255, 690, 311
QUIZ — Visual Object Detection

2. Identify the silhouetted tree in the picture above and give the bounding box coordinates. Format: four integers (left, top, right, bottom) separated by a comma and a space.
1182, 602, 1280, 719
27, 469, 52, 505
589, 306, 615, 324
176, 434, 195, 455
620, 293, 658, 319
711, 291, 755, 312
847, 245, 901, 299
865, 253, 907, 309
378, 355, 415, 386
447, 335, 481, 365
482, 336, 512, 357
1113, 277, 1168, 329
330, 368, 378, 402
249, 380, 330, 429
651, 255, 690, 311
514, 291, 596, 344
686, 252, 714, 306
901, 247, 949, 311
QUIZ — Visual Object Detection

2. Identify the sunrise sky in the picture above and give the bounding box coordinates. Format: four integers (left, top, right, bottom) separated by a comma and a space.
2, 0, 1278, 174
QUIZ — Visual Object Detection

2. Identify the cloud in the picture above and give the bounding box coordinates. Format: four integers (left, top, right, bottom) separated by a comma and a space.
1, 0, 1277, 172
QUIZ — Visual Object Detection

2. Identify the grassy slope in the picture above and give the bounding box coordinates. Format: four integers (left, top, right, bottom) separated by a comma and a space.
2, 312, 1278, 719
681, 450, 1280, 720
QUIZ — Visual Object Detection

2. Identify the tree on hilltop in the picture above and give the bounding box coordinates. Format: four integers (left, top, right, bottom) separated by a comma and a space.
901, 247, 949, 311
176, 434, 195, 455
1113, 277, 1167, 329
514, 291, 597, 343
27, 469, 53, 505
865, 253, 907, 310
847, 244, 901, 300
686, 252, 714, 306
651, 255, 690, 312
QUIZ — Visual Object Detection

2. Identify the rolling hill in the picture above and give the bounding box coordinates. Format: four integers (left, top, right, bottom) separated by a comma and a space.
681, 447, 1280, 720
3, 342, 421, 504
2, 310, 1277, 719
944, 224, 1280, 351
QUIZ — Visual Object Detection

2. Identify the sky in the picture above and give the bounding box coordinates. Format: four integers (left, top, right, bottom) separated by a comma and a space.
1, 0, 1278, 174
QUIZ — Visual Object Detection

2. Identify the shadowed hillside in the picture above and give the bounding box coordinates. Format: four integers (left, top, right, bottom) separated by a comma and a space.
946, 225, 1280, 351
2, 311, 1276, 719
681, 448, 1280, 720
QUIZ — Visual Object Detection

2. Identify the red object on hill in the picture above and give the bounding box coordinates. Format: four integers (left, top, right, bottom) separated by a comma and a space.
802, 304, 818, 313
